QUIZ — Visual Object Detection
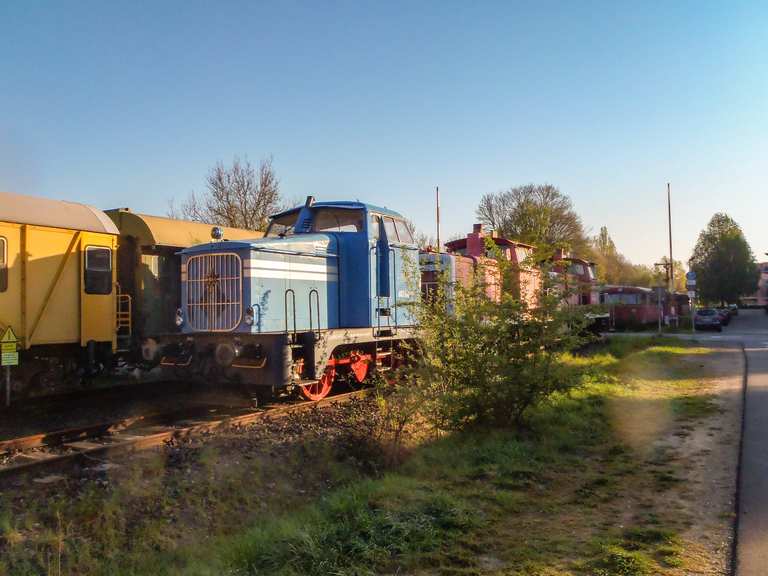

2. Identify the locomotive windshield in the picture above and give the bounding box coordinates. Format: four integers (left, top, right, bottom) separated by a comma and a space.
313, 209, 364, 233
266, 212, 298, 237
266, 208, 365, 237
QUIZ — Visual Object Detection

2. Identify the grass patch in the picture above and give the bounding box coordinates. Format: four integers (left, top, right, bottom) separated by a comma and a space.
225, 477, 473, 576
672, 394, 720, 419
0, 336, 718, 575
587, 544, 654, 576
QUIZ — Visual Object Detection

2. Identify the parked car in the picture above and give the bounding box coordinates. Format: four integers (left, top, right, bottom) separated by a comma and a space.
717, 308, 731, 325
695, 308, 723, 332
729, 304, 739, 316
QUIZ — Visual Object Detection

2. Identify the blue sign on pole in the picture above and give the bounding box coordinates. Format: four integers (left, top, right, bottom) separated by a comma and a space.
686, 271, 696, 281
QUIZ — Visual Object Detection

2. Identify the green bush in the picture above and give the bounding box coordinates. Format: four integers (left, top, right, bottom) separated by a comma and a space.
413, 246, 593, 429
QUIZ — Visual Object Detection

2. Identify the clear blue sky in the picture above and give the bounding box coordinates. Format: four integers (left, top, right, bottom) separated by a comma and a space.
2, 1, 767, 265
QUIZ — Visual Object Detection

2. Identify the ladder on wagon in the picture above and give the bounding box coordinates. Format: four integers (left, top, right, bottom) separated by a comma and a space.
115, 285, 132, 352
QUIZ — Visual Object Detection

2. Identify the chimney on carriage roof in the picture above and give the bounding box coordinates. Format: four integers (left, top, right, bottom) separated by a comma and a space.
466, 223, 486, 257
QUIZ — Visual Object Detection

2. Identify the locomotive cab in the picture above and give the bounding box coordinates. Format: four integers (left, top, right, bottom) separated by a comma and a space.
164, 197, 419, 401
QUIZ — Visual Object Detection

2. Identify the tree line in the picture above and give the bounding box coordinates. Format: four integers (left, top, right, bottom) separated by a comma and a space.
171, 156, 758, 304
476, 184, 686, 290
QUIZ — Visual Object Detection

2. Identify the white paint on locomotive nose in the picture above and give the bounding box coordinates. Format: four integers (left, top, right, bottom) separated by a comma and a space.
247, 269, 338, 281
245, 260, 337, 274
242, 258, 339, 281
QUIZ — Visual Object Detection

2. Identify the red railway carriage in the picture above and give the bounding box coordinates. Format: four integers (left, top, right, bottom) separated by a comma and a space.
549, 249, 600, 306
600, 286, 660, 328
442, 224, 540, 307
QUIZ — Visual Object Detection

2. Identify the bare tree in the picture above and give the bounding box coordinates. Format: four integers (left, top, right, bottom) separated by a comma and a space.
404, 219, 435, 250
476, 184, 588, 253
173, 156, 281, 231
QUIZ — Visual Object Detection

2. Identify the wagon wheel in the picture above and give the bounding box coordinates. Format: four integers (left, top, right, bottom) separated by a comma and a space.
299, 366, 336, 401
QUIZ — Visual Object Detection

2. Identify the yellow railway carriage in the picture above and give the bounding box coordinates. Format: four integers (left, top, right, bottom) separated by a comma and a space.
0, 191, 119, 395
104, 208, 261, 360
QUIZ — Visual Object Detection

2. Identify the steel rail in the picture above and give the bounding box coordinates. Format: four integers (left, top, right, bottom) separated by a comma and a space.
0, 389, 369, 481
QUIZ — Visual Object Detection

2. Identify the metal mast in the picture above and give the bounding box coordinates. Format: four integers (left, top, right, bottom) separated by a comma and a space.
667, 182, 673, 292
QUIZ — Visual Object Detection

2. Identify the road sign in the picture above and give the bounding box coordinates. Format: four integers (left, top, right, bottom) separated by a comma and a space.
1, 326, 19, 367
1, 326, 18, 344
687, 290, 696, 299
686, 271, 696, 281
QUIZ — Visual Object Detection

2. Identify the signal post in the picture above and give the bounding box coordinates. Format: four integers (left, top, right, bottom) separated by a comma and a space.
1, 326, 19, 408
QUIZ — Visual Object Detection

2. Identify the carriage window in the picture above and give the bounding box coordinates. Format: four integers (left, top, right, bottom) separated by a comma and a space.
0, 237, 6, 292
383, 217, 398, 242
515, 246, 530, 263
313, 209, 364, 233
84, 246, 112, 295
603, 293, 641, 305
394, 220, 414, 244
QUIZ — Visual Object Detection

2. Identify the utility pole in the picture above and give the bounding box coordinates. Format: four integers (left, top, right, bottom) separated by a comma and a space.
667, 182, 673, 292
435, 186, 440, 254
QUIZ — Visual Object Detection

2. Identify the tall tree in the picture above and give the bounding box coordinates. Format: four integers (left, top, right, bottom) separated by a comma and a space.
655, 256, 687, 292
688, 213, 758, 305
589, 226, 655, 287
476, 184, 588, 253
174, 156, 281, 230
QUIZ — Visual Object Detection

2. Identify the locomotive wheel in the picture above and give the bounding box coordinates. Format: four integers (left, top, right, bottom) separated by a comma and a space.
300, 366, 335, 401
349, 353, 369, 383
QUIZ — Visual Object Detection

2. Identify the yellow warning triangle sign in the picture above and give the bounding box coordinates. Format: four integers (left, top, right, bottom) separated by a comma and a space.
1, 326, 19, 343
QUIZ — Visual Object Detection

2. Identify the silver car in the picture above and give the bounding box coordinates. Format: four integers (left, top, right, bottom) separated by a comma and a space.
694, 308, 722, 332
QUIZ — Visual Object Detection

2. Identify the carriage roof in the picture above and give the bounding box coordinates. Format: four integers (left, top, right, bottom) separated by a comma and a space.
0, 190, 119, 235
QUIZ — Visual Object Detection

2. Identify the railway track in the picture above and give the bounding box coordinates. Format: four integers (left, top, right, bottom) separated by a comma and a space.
0, 389, 369, 482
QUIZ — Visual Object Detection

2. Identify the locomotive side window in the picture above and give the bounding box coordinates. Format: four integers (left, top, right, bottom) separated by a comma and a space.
369, 214, 381, 240
84, 246, 112, 295
394, 220, 414, 244
383, 217, 398, 242
0, 237, 6, 292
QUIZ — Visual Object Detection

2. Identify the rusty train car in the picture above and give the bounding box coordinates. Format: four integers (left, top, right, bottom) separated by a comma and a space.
599, 285, 691, 330
599, 285, 664, 329
0, 191, 259, 399
420, 224, 540, 307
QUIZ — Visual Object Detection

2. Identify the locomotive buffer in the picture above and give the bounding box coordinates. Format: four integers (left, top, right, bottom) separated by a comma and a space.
1, 326, 19, 408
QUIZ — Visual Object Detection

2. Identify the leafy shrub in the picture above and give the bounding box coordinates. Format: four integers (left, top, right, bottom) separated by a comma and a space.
413, 245, 593, 429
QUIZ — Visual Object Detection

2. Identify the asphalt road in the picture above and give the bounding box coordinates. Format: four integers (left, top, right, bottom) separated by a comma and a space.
611, 308, 768, 575
730, 310, 768, 576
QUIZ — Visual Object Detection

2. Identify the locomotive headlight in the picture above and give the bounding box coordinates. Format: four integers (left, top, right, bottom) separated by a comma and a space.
244, 306, 255, 326
175, 308, 184, 327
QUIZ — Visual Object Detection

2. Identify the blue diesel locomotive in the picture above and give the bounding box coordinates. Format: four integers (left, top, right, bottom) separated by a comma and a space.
162, 197, 420, 401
